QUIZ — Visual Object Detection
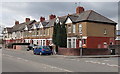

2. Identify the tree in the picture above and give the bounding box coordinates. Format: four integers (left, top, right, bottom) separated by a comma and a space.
60, 23, 67, 48
52, 22, 58, 53
56, 22, 62, 47
52, 19, 67, 54
52, 22, 57, 45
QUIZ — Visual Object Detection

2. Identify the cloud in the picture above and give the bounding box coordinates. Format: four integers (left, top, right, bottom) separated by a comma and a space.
1, 2, 118, 29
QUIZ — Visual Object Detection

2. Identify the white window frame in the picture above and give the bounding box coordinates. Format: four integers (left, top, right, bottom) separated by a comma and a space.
68, 39, 71, 48
40, 29, 42, 36
73, 24, 76, 33
73, 39, 76, 48
68, 26, 71, 33
79, 24, 82, 33
104, 29, 107, 35
67, 37, 76, 48
47, 28, 49, 35
43, 29, 46, 36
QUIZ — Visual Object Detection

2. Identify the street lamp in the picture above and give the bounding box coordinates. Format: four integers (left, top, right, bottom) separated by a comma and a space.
80, 32, 82, 57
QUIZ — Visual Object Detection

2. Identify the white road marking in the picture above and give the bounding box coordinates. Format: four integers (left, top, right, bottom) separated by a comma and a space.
17, 57, 22, 60
3, 54, 73, 72
101, 63, 106, 65
106, 63, 118, 67
104, 60, 109, 61
24, 59, 29, 62
85, 60, 119, 68
85, 61, 90, 63
44, 64, 73, 72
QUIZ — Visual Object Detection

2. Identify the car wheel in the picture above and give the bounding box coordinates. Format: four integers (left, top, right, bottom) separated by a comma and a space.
27, 49, 29, 51
48, 53, 51, 55
39, 52, 42, 55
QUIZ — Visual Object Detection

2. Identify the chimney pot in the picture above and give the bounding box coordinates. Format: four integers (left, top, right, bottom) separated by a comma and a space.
15, 21, 19, 25
25, 18, 30, 22
49, 14, 56, 20
76, 6, 84, 14
40, 17, 45, 22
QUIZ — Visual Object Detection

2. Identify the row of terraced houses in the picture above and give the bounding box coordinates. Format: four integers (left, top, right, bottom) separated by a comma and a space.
2, 6, 117, 50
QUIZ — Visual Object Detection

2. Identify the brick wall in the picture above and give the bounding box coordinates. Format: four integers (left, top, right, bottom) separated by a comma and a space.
58, 48, 111, 56
83, 48, 111, 55
58, 48, 80, 56
115, 40, 120, 45
13, 45, 28, 50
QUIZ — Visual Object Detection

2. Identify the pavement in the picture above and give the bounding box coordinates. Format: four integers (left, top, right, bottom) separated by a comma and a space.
51, 54, 120, 58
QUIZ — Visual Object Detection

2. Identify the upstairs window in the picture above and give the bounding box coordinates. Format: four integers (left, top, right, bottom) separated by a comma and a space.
48, 29, 49, 35
104, 29, 107, 35
40, 29, 42, 36
79, 24, 82, 33
73, 24, 76, 33
36, 31, 39, 36
43, 29, 46, 36
68, 25, 71, 33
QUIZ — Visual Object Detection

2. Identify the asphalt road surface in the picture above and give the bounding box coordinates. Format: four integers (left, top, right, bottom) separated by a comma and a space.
2, 46, 119, 72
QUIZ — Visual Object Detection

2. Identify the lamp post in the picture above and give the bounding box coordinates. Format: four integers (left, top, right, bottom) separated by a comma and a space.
80, 32, 82, 57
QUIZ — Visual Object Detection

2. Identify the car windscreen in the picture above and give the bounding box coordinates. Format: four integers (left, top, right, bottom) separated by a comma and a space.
42, 46, 50, 49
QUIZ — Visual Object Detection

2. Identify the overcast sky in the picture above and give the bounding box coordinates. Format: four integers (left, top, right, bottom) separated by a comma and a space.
0, 2, 119, 34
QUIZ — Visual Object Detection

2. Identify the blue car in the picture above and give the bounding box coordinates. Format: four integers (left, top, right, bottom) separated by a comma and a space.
33, 46, 52, 55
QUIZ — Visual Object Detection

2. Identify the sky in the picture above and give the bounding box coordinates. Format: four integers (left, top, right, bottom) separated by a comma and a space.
0, 1, 119, 35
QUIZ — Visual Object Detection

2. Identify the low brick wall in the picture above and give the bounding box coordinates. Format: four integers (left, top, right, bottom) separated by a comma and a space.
13, 45, 28, 50
58, 48, 111, 56
83, 48, 111, 55
115, 40, 120, 45
58, 48, 80, 56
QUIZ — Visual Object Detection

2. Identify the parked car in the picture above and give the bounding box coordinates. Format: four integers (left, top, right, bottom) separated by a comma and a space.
33, 46, 53, 55
27, 44, 37, 51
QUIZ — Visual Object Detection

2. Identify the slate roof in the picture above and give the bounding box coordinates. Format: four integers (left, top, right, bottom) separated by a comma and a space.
33, 21, 49, 28
46, 18, 56, 27
35, 22, 40, 28
42, 21, 49, 27
2, 27, 13, 34
6, 27, 13, 33
68, 10, 116, 25
46, 16, 67, 27
12, 20, 36, 32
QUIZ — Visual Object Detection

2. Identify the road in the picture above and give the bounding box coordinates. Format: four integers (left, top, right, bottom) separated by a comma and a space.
2, 46, 119, 72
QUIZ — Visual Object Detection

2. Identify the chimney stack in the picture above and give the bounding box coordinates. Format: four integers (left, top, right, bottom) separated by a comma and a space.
76, 6, 84, 14
49, 14, 56, 20
40, 17, 45, 22
15, 21, 19, 25
25, 18, 30, 22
